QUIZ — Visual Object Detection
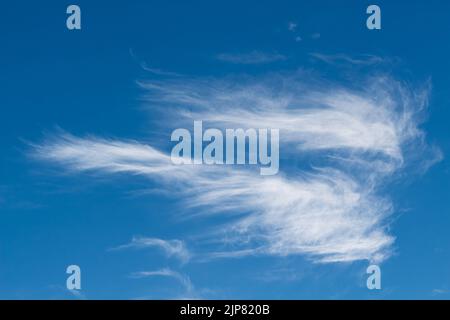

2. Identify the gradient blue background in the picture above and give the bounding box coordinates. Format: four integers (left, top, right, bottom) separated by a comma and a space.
0, 0, 449, 299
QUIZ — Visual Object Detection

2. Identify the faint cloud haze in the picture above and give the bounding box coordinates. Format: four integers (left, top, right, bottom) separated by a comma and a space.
216, 51, 286, 64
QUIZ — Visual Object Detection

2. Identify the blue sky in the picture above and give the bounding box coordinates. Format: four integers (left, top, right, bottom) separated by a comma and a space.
0, 0, 449, 299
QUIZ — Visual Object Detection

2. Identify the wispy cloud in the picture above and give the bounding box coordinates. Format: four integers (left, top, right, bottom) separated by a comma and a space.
129, 48, 182, 77
310, 53, 385, 65
111, 236, 190, 262
130, 268, 195, 297
140, 63, 182, 77
31, 133, 395, 262
431, 289, 448, 297
68, 289, 86, 300
31, 62, 441, 264
288, 22, 297, 32
216, 51, 286, 64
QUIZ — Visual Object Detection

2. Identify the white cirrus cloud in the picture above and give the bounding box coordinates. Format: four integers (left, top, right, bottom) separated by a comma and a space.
31, 65, 441, 264
111, 236, 190, 262
130, 268, 195, 297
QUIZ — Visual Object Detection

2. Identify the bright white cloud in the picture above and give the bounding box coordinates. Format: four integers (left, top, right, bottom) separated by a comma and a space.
32, 67, 440, 264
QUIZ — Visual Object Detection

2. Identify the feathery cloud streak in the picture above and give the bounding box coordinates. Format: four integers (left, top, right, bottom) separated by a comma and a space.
32, 68, 440, 263
130, 268, 194, 296
111, 236, 190, 262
